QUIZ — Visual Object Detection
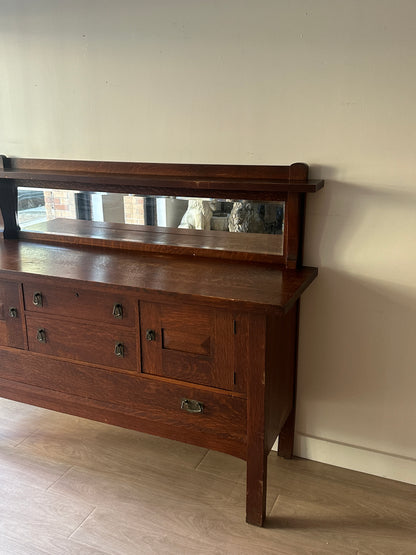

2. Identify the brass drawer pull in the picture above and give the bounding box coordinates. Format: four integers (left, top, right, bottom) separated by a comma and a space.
36, 328, 47, 343
33, 292, 43, 307
180, 399, 204, 414
145, 329, 156, 342
8, 307, 18, 318
112, 303, 123, 319
114, 342, 125, 358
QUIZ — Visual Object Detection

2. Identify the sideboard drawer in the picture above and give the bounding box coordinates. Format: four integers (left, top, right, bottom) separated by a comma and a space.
23, 281, 136, 326
0, 347, 246, 448
0, 280, 26, 349
26, 314, 138, 372
115, 378, 247, 445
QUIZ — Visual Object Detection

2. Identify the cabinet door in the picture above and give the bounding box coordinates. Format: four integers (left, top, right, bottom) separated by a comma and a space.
140, 301, 236, 390
0, 281, 26, 349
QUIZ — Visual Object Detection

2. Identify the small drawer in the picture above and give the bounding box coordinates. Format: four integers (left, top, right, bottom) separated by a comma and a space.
23, 281, 136, 327
0, 280, 26, 349
26, 314, 138, 372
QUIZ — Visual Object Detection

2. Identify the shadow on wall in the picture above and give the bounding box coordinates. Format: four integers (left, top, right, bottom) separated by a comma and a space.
295, 170, 416, 459
304, 168, 416, 273
297, 266, 416, 459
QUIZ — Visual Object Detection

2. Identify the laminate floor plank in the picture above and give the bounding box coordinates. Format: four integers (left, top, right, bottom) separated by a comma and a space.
16, 409, 207, 476
71, 504, 306, 555
0, 535, 47, 555
0, 478, 95, 547
269, 494, 416, 555
196, 449, 247, 483
266, 457, 416, 528
0, 443, 70, 489
49, 462, 239, 512
0, 533, 111, 555
1, 399, 415, 554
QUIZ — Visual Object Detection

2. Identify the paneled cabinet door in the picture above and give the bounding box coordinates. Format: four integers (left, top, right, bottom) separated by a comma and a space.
140, 301, 237, 391
0, 281, 26, 349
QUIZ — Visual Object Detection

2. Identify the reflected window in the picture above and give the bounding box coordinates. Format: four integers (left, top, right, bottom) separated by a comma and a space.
18, 188, 284, 235
17, 188, 285, 256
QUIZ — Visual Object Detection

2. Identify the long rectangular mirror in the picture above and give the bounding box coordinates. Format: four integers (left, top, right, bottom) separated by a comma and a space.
17, 188, 285, 256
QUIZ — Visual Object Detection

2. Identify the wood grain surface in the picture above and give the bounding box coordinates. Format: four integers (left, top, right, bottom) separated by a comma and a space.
0, 157, 324, 195
20, 218, 286, 263
0, 239, 317, 312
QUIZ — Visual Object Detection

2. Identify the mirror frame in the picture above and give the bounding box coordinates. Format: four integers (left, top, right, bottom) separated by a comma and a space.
0, 156, 324, 268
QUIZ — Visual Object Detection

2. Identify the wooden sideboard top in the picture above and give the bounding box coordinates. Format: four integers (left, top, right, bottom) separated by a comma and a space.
0, 239, 317, 312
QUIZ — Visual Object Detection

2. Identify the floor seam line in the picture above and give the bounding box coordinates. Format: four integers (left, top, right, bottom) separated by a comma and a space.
47, 464, 74, 491
68, 506, 97, 540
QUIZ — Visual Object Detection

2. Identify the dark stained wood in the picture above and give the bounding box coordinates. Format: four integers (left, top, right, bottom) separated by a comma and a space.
246, 312, 268, 526
0, 156, 324, 270
0, 350, 247, 459
265, 302, 298, 453
20, 218, 285, 264
0, 173, 323, 196
0, 156, 324, 194
0, 157, 323, 527
22, 278, 137, 327
140, 301, 236, 391
288, 162, 308, 181
25, 313, 138, 372
1, 157, 300, 179
0, 180, 19, 238
0, 280, 26, 349
285, 192, 306, 269
277, 299, 301, 459
233, 311, 249, 394
0, 240, 317, 313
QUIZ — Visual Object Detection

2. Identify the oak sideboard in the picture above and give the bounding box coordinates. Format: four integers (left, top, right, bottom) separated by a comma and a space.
0, 156, 323, 526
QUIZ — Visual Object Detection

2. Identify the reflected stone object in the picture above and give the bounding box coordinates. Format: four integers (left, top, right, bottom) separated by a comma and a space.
178, 199, 218, 230
17, 187, 285, 256
229, 201, 265, 234
211, 213, 229, 231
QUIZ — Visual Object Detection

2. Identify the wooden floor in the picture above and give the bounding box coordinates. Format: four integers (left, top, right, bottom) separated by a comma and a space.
0, 398, 415, 554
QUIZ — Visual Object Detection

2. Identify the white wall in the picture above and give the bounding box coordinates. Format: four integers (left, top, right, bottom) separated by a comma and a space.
1, 0, 415, 484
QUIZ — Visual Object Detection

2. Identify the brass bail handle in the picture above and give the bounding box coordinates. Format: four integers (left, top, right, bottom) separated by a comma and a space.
36, 329, 47, 343
112, 303, 123, 319
114, 342, 125, 358
8, 307, 18, 318
33, 292, 43, 307
180, 399, 204, 414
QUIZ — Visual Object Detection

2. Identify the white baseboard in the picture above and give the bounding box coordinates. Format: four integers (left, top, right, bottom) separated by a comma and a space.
272, 433, 416, 486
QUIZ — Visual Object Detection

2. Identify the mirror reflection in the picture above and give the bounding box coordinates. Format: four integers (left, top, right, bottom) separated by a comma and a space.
18, 189, 284, 234
17, 188, 285, 254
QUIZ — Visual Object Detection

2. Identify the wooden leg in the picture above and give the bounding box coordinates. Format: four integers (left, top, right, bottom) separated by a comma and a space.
246, 312, 267, 526
246, 451, 267, 526
278, 298, 300, 460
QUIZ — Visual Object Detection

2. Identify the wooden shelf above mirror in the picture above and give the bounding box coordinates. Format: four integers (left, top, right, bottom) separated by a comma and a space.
0, 156, 324, 268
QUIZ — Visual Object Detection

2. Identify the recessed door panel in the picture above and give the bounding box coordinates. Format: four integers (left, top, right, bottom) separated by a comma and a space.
140, 301, 236, 390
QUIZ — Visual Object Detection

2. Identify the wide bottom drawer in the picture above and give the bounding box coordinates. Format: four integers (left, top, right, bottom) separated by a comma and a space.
0, 349, 247, 454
